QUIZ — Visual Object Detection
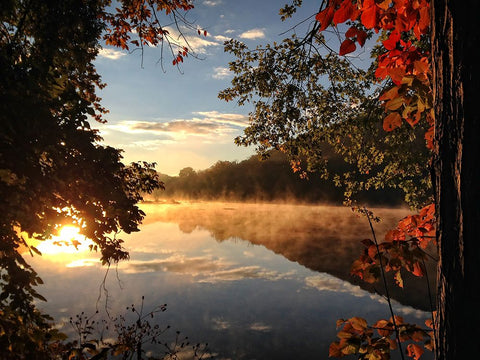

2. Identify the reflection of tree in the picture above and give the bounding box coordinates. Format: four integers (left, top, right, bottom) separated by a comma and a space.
144, 203, 436, 311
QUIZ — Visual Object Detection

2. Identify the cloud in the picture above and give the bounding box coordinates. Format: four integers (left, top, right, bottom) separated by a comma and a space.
193, 111, 248, 127
239, 28, 266, 40
203, 0, 222, 6
106, 111, 248, 139
212, 66, 231, 79
213, 35, 230, 42
164, 26, 221, 55
98, 48, 126, 60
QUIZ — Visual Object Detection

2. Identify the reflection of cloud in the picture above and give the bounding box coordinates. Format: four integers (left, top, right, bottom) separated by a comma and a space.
212, 317, 231, 330
199, 266, 280, 283
305, 274, 367, 297
305, 274, 428, 319
66, 259, 99, 268
98, 48, 126, 60
249, 322, 272, 332
123, 254, 226, 274
122, 254, 284, 283
212, 66, 231, 79
239, 28, 265, 40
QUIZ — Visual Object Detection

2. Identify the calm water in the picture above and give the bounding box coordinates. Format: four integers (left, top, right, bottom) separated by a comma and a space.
28, 202, 435, 359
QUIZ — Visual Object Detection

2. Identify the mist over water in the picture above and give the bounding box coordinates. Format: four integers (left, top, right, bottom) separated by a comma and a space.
29, 202, 434, 360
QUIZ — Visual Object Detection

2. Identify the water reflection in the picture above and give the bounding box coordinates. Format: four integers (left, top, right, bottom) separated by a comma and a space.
27, 202, 434, 360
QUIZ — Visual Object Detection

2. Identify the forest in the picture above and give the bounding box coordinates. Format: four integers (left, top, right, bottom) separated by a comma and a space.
152, 150, 406, 206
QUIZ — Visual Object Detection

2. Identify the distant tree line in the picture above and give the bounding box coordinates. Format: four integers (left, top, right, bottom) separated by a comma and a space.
152, 151, 406, 206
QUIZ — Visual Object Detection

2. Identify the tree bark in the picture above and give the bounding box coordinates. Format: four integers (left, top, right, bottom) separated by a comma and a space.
432, 1, 480, 359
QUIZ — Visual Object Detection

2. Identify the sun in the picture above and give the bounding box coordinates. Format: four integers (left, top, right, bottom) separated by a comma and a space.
59, 225, 80, 240
35, 225, 94, 255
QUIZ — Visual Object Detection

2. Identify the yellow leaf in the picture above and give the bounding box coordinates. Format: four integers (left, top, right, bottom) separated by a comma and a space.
385, 96, 404, 111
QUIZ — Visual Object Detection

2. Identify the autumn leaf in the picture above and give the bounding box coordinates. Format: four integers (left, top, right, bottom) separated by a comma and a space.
379, 86, 399, 101
339, 39, 356, 55
383, 112, 402, 131
350, 317, 368, 331
385, 96, 404, 111
356, 30, 367, 46
360, 0, 377, 29
394, 270, 404, 287
407, 344, 424, 360
333, 0, 354, 24
316, 6, 335, 32
383, 30, 401, 50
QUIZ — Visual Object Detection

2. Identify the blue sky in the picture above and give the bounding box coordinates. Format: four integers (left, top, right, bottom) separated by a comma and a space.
93, 1, 330, 175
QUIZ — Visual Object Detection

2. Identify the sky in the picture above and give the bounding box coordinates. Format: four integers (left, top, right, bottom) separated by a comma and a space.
93, 0, 327, 176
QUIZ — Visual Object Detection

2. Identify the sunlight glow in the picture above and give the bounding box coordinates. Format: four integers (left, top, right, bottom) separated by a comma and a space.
36, 225, 95, 255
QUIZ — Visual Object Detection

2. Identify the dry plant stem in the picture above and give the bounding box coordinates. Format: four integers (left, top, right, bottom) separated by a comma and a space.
421, 254, 437, 335
365, 210, 405, 360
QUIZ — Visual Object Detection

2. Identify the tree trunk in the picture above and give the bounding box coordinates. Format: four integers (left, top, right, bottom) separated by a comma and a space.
432, 1, 480, 359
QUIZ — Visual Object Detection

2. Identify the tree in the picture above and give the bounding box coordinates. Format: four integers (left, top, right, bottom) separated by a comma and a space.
0, 0, 199, 357
432, 1, 480, 359
221, 0, 480, 358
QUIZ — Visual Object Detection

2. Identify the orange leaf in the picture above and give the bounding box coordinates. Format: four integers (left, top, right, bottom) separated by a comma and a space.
339, 38, 356, 55
383, 112, 402, 131
412, 262, 424, 277
379, 86, 399, 101
407, 344, 424, 360
349, 317, 368, 331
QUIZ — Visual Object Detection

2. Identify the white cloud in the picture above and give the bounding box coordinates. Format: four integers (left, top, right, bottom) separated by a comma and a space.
213, 34, 230, 42
105, 111, 248, 139
203, 0, 222, 6
165, 26, 221, 55
225, 29, 235, 34
193, 111, 248, 126
98, 48, 126, 60
239, 28, 266, 40
212, 66, 231, 79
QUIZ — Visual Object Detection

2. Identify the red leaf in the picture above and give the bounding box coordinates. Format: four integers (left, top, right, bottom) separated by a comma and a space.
339, 38, 356, 55
361, 2, 377, 29
316, 6, 335, 31
383, 30, 401, 50
333, 0, 354, 25
356, 30, 367, 46
345, 26, 358, 38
